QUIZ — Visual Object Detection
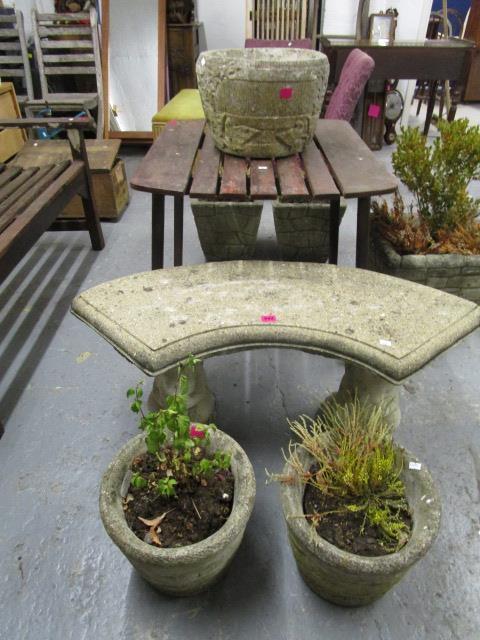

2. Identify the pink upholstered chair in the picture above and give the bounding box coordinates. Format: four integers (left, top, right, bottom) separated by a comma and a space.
244, 38, 313, 49
324, 48, 375, 122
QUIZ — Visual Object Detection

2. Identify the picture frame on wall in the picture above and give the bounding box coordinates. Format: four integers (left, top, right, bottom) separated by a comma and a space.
368, 13, 395, 45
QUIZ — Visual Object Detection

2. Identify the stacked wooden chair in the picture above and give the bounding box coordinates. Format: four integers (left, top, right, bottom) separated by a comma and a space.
0, 10, 34, 105
30, 8, 103, 139
245, 0, 314, 41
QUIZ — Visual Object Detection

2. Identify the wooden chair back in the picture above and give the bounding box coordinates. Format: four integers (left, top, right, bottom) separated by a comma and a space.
0, 10, 34, 103
245, 0, 312, 41
31, 8, 103, 138
32, 8, 101, 97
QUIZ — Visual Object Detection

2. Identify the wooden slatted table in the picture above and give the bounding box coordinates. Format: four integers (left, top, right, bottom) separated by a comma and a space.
130, 119, 397, 270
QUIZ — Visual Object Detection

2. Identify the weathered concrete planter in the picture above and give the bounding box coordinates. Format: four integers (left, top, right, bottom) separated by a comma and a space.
369, 229, 480, 304
281, 448, 441, 606
191, 200, 263, 261
273, 200, 346, 262
196, 48, 329, 158
100, 430, 256, 596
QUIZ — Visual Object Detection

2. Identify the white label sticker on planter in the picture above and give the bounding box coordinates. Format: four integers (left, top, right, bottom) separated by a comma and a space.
409, 462, 422, 471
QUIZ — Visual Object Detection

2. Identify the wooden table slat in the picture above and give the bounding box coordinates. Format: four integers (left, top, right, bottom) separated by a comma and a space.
220, 155, 247, 197
131, 120, 205, 195
302, 140, 340, 198
189, 130, 221, 198
250, 160, 277, 199
315, 120, 398, 198
276, 154, 309, 200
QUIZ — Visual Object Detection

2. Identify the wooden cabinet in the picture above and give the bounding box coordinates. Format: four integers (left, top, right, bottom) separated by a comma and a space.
0, 82, 26, 162
167, 22, 200, 97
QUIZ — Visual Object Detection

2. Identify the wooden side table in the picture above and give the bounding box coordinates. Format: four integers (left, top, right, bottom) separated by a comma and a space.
130, 119, 397, 270
321, 37, 475, 147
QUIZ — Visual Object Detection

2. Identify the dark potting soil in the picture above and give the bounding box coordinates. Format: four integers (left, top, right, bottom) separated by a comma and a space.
303, 481, 412, 557
124, 452, 234, 548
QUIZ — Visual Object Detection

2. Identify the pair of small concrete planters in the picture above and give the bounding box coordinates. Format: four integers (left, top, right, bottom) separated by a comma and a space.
99, 427, 441, 607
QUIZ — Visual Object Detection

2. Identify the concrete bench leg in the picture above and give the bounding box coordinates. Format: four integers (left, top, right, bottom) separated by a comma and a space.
149, 361, 215, 424
320, 362, 401, 430
191, 200, 263, 261
273, 199, 346, 262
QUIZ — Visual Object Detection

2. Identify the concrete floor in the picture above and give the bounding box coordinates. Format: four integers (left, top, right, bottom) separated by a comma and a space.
1, 111, 479, 640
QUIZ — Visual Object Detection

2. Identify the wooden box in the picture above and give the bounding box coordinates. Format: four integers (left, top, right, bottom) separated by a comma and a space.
11, 139, 129, 220
0, 82, 26, 162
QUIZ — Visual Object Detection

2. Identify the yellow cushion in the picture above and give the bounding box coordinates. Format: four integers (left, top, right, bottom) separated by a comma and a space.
152, 89, 205, 124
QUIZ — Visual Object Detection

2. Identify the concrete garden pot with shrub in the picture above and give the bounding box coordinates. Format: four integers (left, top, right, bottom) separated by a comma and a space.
99, 356, 256, 596
275, 399, 441, 606
369, 229, 480, 303
281, 447, 440, 606
369, 119, 480, 304
100, 429, 256, 596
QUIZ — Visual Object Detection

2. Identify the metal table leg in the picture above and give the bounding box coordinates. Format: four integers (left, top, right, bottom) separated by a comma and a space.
152, 194, 165, 270
173, 195, 184, 267
329, 195, 341, 265
356, 196, 371, 269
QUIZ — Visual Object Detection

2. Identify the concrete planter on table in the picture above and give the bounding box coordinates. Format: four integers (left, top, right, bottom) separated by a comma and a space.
281, 448, 441, 607
191, 200, 262, 261
273, 200, 346, 262
100, 430, 256, 596
196, 48, 329, 158
369, 229, 480, 304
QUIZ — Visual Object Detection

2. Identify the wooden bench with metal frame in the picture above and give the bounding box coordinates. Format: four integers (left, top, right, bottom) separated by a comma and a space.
0, 116, 105, 286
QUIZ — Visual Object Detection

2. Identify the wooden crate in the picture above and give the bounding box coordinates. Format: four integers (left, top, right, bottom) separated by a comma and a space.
11, 139, 129, 220
0, 82, 26, 162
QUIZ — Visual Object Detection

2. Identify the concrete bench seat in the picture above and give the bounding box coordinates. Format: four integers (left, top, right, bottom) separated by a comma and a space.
72, 261, 479, 428
72, 261, 479, 384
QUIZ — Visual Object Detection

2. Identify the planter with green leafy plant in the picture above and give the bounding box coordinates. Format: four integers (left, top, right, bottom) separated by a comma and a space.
275, 397, 441, 606
370, 118, 480, 303
99, 356, 256, 596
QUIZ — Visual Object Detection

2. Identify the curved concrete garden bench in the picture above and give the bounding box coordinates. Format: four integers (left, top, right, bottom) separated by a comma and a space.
71, 261, 480, 425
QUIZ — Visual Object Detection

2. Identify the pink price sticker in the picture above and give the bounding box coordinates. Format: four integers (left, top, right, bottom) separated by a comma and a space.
367, 104, 381, 118
279, 87, 293, 100
261, 314, 277, 323
169, 119, 178, 126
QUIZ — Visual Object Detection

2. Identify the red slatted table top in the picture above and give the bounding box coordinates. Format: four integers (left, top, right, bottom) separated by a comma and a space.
131, 119, 398, 202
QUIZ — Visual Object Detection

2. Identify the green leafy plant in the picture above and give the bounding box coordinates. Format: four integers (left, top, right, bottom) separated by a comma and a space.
127, 355, 231, 499
372, 118, 480, 255
275, 396, 411, 551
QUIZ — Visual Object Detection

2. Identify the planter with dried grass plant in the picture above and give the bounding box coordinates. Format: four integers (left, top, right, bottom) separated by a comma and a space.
275, 397, 441, 606
370, 119, 480, 303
